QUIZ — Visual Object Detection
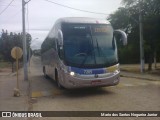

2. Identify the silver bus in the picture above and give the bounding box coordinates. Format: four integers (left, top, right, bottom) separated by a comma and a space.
41, 17, 127, 89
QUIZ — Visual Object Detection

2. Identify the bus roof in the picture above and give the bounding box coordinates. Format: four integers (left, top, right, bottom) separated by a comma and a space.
56, 17, 110, 24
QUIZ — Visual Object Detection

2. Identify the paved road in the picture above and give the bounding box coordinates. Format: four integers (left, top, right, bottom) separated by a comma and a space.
29, 56, 160, 120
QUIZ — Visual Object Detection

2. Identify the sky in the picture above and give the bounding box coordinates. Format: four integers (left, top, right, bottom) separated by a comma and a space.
0, 0, 122, 50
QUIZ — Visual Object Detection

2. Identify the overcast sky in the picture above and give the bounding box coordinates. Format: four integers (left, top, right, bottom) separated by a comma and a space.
0, 0, 122, 49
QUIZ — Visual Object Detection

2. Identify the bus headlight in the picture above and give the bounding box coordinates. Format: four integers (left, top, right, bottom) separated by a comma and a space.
70, 71, 75, 76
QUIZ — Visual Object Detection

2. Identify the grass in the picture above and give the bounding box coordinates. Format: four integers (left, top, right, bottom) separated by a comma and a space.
120, 63, 160, 75
0, 61, 11, 68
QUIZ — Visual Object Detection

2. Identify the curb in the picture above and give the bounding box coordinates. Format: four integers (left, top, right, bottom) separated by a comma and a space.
120, 74, 159, 81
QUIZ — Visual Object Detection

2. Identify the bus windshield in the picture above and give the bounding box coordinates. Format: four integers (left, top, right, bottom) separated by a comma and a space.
62, 23, 118, 68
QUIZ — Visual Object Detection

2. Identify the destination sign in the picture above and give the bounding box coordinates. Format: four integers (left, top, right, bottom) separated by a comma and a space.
74, 26, 86, 29
94, 27, 108, 33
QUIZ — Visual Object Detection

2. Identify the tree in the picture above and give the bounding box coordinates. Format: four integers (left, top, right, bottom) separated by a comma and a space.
108, 7, 140, 64
108, 0, 160, 70
0, 29, 32, 72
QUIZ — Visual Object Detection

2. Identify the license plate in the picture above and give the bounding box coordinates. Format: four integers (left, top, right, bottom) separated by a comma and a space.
91, 80, 101, 85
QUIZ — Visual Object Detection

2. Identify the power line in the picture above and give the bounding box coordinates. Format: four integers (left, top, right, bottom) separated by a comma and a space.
0, 0, 15, 16
43, 0, 109, 15
0, 4, 18, 6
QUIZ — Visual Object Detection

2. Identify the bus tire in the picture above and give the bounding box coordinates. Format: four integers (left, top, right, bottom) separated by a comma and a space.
55, 69, 63, 89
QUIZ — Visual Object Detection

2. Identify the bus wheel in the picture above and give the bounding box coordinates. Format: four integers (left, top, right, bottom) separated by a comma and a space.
55, 70, 63, 89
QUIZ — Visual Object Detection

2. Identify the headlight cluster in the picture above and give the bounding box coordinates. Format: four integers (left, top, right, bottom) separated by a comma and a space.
107, 64, 119, 73
62, 65, 75, 76
70, 71, 75, 76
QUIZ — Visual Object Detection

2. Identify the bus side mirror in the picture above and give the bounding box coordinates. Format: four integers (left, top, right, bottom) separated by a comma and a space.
58, 30, 63, 45
114, 30, 127, 45
58, 30, 64, 59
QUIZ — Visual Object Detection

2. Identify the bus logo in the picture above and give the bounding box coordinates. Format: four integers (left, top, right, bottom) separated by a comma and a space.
84, 70, 92, 74
95, 74, 98, 78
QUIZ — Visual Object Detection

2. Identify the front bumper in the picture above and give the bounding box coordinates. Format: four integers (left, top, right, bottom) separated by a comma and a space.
62, 71, 120, 89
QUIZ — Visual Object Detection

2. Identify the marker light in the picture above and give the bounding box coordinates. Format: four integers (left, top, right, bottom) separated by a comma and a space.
70, 72, 75, 76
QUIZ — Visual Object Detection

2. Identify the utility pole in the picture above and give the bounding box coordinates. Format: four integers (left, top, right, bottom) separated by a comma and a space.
139, 0, 145, 73
22, 0, 28, 80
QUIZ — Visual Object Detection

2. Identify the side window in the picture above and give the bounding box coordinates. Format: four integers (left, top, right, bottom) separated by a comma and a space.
53, 38, 58, 51
57, 44, 64, 60
51, 38, 57, 50
41, 38, 55, 54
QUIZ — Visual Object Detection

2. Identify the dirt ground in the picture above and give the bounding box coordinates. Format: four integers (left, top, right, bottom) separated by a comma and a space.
0, 68, 12, 72
0, 61, 23, 75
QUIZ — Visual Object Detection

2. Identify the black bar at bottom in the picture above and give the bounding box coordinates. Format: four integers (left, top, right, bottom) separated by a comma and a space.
0, 111, 160, 117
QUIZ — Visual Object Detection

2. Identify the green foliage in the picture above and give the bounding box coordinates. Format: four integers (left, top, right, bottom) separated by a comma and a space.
0, 29, 32, 63
0, 61, 11, 68
108, 0, 160, 68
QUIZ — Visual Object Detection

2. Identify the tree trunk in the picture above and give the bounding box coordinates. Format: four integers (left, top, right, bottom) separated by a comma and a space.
148, 52, 153, 71
154, 51, 157, 69
148, 63, 152, 71
11, 61, 14, 73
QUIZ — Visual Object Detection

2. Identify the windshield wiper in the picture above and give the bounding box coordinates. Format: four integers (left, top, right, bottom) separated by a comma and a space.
95, 37, 101, 56
95, 37, 106, 57
79, 26, 96, 67
79, 54, 88, 68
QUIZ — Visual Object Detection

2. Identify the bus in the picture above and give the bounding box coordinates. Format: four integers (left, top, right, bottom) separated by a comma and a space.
41, 17, 127, 89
